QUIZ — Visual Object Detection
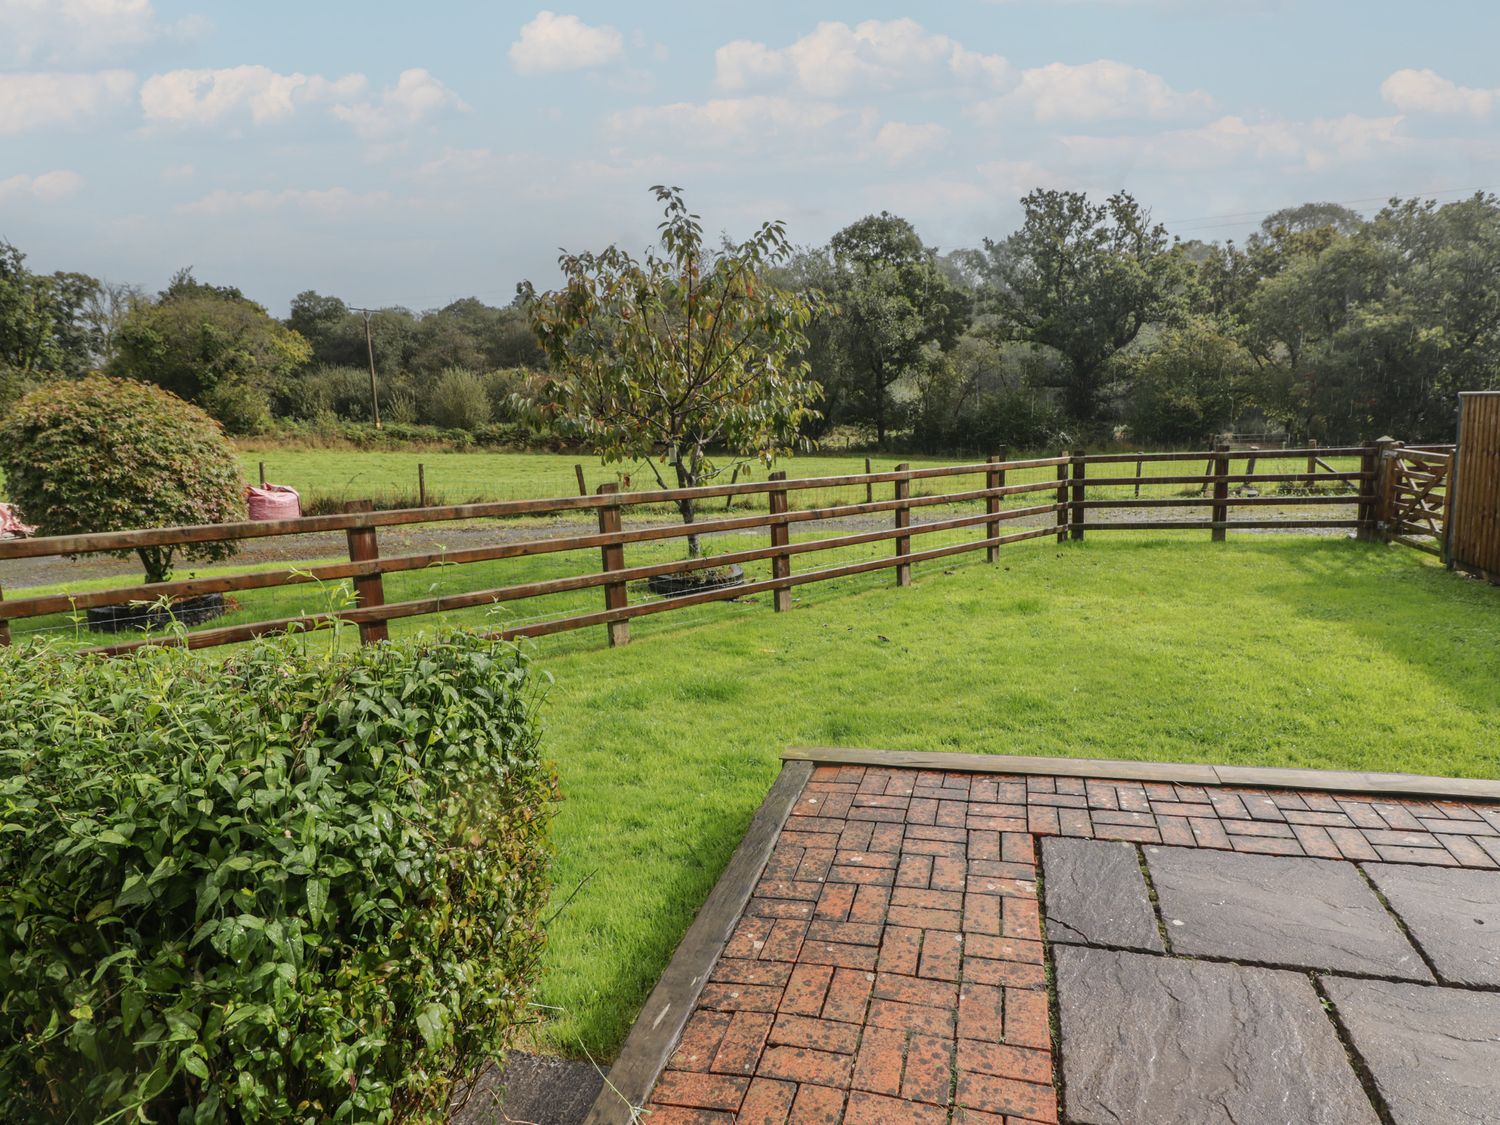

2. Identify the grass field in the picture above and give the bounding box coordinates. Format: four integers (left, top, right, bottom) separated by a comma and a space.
514, 535, 1500, 1059
234, 447, 977, 507
230, 445, 1358, 509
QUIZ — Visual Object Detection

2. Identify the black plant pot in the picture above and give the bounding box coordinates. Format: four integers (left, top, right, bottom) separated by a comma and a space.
86, 592, 228, 634
646, 564, 746, 597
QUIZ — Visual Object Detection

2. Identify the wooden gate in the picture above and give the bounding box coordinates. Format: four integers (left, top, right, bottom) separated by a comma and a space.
1451, 391, 1500, 581
1381, 445, 1453, 556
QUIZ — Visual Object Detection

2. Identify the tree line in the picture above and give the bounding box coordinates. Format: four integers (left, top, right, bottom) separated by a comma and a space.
3, 187, 1497, 450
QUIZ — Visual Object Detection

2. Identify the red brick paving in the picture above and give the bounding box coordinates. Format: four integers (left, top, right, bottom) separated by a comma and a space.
640, 764, 1500, 1122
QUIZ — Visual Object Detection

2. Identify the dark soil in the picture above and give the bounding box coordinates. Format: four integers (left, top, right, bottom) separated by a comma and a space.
646, 563, 746, 596
85, 592, 227, 634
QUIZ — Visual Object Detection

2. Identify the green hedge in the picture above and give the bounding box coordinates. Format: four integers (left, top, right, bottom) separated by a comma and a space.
0, 631, 556, 1123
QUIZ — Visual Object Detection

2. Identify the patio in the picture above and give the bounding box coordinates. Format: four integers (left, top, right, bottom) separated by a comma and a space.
576, 750, 1500, 1125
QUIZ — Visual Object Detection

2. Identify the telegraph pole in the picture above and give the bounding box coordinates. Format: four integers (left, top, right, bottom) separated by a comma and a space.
352, 306, 382, 429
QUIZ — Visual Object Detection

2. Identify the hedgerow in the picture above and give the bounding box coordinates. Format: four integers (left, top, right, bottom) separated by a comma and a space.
0, 630, 556, 1123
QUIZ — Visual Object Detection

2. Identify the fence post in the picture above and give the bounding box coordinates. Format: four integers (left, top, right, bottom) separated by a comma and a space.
0, 585, 9, 647
575, 464, 588, 496
343, 499, 388, 645
1069, 450, 1087, 541
894, 463, 912, 587
865, 457, 873, 505
1306, 438, 1319, 483
985, 448, 1006, 562
1211, 443, 1231, 542
769, 471, 792, 611
1444, 408, 1464, 568
1055, 455, 1069, 543
723, 465, 741, 511
418, 462, 427, 507
596, 483, 629, 647
1369, 437, 1402, 541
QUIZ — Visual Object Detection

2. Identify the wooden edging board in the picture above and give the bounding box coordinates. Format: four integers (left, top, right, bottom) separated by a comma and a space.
782, 746, 1500, 802
581, 759, 813, 1125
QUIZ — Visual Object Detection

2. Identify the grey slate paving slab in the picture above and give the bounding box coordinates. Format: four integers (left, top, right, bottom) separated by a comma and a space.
1054, 946, 1378, 1125
1323, 977, 1500, 1125
1364, 863, 1500, 986
1041, 837, 1164, 952
1145, 846, 1432, 980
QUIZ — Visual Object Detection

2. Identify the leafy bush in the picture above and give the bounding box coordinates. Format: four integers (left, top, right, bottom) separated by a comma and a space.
109, 277, 311, 428
427, 368, 492, 431
0, 375, 247, 582
201, 379, 273, 435
0, 630, 556, 1124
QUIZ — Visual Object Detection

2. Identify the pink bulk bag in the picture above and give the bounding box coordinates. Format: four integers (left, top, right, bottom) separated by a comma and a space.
245, 483, 302, 520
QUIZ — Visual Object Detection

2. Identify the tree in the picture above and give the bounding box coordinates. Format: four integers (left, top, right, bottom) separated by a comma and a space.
823, 213, 968, 443
522, 186, 821, 557
1230, 193, 1500, 442
0, 241, 64, 379
428, 366, 492, 430
1258, 201, 1366, 239
1125, 317, 1253, 445
909, 331, 1061, 453
112, 270, 310, 433
0, 376, 246, 583
982, 190, 1188, 424
79, 280, 144, 369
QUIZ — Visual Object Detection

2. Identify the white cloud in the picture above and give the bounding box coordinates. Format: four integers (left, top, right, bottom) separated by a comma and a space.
715, 19, 1011, 98
975, 60, 1212, 122
870, 121, 949, 165
1060, 113, 1406, 172
509, 11, 623, 74
608, 95, 862, 147
331, 69, 468, 138
0, 170, 85, 204
138, 65, 463, 137
2, 0, 156, 63
140, 65, 367, 126
0, 70, 135, 134
412, 147, 508, 180
181, 187, 391, 217
1381, 68, 1494, 116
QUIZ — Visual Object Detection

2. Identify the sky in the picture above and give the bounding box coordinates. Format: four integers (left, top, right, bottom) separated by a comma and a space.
3, 0, 1498, 315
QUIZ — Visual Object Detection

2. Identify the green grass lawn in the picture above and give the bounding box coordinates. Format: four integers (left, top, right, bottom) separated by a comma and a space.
521, 535, 1500, 1059
228, 446, 1357, 511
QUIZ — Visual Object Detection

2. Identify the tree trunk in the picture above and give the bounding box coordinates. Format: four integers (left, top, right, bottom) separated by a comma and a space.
674, 461, 700, 558
1064, 361, 1099, 423
137, 546, 173, 585
678, 497, 700, 558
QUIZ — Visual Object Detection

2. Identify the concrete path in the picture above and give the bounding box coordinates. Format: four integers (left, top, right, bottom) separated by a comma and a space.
614, 762, 1500, 1124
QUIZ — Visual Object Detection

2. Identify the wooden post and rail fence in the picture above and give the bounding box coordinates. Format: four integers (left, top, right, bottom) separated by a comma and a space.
1, 434, 1495, 657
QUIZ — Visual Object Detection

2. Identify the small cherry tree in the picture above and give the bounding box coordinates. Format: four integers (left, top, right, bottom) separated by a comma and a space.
522, 187, 821, 558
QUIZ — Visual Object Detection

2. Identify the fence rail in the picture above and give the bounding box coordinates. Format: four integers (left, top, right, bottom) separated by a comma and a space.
0, 445, 1447, 654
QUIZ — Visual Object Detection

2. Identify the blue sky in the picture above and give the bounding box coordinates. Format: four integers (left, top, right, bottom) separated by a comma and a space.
3, 1, 1497, 313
